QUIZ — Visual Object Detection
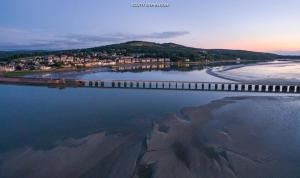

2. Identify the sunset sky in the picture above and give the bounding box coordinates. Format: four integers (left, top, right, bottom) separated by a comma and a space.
0, 0, 299, 54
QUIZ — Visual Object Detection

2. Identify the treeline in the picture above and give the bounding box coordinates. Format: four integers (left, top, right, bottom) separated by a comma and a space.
1, 41, 299, 62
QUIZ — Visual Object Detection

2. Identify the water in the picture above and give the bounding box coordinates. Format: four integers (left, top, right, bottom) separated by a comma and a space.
211, 60, 300, 84
0, 62, 297, 153
79, 69, 228, 82
0, 61, 299, 178
0, 85, 281, 153
25, 64, 232, 82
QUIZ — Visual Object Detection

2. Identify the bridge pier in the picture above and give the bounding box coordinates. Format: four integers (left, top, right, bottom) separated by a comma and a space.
228, 84, 232, 91
218, 84, 223, 91
268, 85, 272, 92
199, 83, 203, 90
274, 85, 280, 92
234, 84, 238, 91
255, 85, 259, 92
297, 86, 300, 93
261, 85, 266, 92
241, 84, 246, 91
282, 86, 288, 93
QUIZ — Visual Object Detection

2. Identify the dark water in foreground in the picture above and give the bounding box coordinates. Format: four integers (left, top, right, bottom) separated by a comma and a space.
0, 85, 274, 153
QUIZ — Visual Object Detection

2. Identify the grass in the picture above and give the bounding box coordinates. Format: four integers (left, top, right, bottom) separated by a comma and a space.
2, 70, 38, 77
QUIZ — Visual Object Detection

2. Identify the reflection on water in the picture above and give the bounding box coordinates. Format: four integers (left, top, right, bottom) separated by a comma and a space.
212, 61, 300, 84
0, 91, 299, 178
1, 84, 284, 153
1, 61, 300, 178
25, 62, 248, 82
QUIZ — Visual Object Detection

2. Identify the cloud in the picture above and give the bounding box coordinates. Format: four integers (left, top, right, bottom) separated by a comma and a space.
0, 28, 189, 51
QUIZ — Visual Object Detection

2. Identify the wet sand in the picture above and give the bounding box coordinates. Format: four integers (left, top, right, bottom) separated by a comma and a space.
138, 96, 300, 178
1, 96, 300, 178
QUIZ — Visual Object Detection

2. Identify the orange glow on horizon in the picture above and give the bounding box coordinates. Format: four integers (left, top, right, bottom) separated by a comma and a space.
187, 35, 300, 53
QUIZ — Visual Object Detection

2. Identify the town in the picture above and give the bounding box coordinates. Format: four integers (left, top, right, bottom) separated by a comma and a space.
0, 54, 173, 72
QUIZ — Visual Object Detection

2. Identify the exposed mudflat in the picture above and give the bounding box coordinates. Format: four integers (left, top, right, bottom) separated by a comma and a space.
1, 96, 300, 178
138, 96, 300, 178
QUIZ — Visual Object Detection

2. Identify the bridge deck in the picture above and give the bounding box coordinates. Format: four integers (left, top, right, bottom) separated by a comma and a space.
82, 79, 299, 93
0, 77, 299, 93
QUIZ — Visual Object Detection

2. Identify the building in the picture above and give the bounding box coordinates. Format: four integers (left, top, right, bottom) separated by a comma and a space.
0, 65, 15, 72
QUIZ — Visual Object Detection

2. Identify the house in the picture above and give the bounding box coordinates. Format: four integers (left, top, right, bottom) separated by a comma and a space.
0, 65, 15, 72
40, 66, 52, 70
158, 58, 165, 62
151, 58, 158, 62
165, 58, 171, 62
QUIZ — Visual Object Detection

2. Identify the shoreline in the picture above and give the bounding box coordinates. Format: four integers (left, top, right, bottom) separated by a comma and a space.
206, 61, 300, 85
0, 60, 268, 78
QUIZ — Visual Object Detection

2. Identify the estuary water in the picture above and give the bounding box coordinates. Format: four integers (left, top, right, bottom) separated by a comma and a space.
210, 60, 300, 84
1, 61, 300, 178
25, 64, 230, 82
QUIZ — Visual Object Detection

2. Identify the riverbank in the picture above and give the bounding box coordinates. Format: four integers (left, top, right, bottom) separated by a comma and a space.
0, 66, 107, 78
0, 60, 263, 78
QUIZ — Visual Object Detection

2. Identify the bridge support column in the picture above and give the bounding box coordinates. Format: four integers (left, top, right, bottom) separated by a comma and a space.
289, 86, 295, 93
252, 85, 257, 92
282, 86, 288, 93
241, 84, 246, 91
229, 84, 232, 91
196, 83, 203, 90
274, 85, 280, 92
268, 85, 273, 92
234, 84, 238, 91
221, 84, 225, 91
208, 83, 211, 90
296, 86, 300, 93
261, 85, 266, 92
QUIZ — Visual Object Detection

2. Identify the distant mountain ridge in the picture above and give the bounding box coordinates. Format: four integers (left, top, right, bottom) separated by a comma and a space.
1, 41, 299, 62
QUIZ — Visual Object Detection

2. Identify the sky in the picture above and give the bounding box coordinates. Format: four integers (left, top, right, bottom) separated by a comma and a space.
0, 0, 300, 54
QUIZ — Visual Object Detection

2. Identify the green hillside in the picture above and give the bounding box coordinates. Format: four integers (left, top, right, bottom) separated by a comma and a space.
1, 41, 299, 62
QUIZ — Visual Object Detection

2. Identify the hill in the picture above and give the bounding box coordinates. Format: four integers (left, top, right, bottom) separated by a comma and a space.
1, 41, 299, 62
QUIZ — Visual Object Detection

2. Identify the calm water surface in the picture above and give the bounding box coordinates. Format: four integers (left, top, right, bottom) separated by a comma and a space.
0, 85, 282, 152
1, 61, 299, 178
26, 64, 231, 82
212, 60, 300, 83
